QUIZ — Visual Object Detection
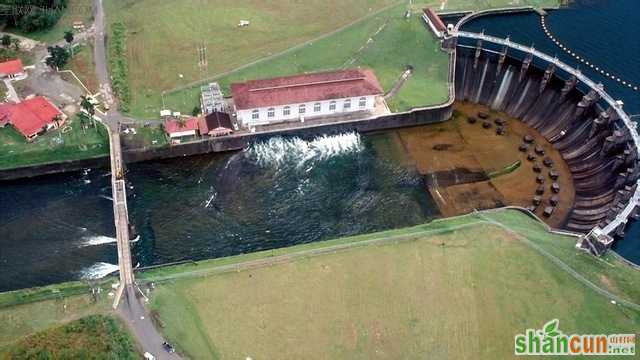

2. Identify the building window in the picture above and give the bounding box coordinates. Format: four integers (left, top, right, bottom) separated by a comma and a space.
314, 102, 321, 112
283, 106, 290, 116
343, 99, 351, 110
251, 110, 259, 120
329, 101, 336, 111
359, 97, 367, 108
267, 108, 275, 118
299, 104, 306, 114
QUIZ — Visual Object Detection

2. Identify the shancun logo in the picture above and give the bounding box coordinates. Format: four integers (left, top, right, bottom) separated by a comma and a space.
514, 319, 636, 356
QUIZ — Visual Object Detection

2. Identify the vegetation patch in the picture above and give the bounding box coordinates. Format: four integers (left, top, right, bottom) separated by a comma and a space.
109, 22, 131, 112
144, 209, 639, 359
2, 0, 94, 43
1, 315, 137, 359
62, 43, 98, 93
0, 115, 109, 169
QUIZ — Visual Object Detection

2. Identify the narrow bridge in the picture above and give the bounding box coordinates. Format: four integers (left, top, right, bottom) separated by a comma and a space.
106, 125, 134, 306
453, 30, 640, 237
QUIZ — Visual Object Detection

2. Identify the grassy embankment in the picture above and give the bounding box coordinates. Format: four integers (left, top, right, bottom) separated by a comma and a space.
8, 0, 94, 44
105, 0, 558, 119
61, 43, 99, 93
1, 315, 137, 359
103, 0, 400, 118
162, 4, 449, 116
0, 278, 116, 352
138, 208, 639, 359
0, 115, 108, 170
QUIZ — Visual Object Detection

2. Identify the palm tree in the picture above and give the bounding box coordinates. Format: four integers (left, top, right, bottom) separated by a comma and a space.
80, 95, 96, 127
64, 30, 74, 56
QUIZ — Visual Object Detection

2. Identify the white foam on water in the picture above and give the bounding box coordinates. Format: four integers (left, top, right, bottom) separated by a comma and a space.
130, 235, 140, 243
246, 133, 363, 168
80, 262, 119, 280
80, 235, 117, 247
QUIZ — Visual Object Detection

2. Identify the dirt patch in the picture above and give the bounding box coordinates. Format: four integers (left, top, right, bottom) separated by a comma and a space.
395, 102, 575, 228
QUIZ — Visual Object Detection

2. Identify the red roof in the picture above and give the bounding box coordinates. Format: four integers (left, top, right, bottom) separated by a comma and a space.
230, 68, 383, 110
198, 112, 232, 134
423, 8, 446, 32
0, 59, 23, 76
164, 117, 200, 134
0, 97, 62, 137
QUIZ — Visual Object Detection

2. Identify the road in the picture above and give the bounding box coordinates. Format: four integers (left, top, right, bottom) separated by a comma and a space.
91, 0, 180, 358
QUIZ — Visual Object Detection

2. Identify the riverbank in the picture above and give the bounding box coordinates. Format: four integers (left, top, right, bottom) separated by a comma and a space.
0, 102, 453, 181
2, 208, 637, 356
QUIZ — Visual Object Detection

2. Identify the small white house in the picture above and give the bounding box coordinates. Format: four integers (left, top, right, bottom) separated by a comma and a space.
230, 68, 383, 128
0, 59, 25, 79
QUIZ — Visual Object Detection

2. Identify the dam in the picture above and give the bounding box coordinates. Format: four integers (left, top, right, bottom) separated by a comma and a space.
450, 31, 639, 250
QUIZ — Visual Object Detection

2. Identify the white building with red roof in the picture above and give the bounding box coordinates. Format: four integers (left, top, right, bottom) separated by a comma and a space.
164, 116, 200, 142
0, 59, 25, 79
0, 96, 66, 140
230, 68, 384, 128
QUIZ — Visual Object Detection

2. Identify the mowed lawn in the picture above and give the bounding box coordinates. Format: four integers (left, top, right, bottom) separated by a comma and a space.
0, 116, 108, 169
146, 210, 640, 359
104, 0, 399, 117
164, 6, 450, 116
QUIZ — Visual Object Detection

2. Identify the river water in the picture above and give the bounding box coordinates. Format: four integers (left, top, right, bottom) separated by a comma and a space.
0, 133, 438, 291
1, 0, 638, 291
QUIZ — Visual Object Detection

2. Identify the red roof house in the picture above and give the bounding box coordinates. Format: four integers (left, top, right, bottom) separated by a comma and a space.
230, 68, 383, 110
0, 59, 24, 78
0, 97, 65, 139
164, 116, 200, 139
198, 112, 233, 137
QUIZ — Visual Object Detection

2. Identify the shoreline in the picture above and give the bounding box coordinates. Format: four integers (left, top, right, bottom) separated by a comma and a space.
1, 206, 637, 305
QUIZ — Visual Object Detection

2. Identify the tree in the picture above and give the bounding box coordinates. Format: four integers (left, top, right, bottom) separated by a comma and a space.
63, 30, 74, 55
1, 35, 11, 48
80, 95, 96, 127
46, 45, 70, 70
192, 105, 201, 116
11, 38, 20, 51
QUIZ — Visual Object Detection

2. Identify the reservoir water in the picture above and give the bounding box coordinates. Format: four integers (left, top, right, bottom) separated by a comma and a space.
1, 0, 638, 291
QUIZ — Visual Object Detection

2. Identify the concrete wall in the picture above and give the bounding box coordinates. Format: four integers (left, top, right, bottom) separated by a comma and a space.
0, 155, 110, 181
124, 105, 453, 163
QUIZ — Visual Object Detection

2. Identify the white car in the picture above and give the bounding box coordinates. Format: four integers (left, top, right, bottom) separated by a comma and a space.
143, 352, 155, 360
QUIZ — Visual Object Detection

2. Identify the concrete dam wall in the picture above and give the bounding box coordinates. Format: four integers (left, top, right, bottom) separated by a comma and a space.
454, 45, 639, 236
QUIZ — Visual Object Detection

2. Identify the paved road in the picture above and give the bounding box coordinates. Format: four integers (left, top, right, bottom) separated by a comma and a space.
118, 286, 180, 360
90, 0, 181, 358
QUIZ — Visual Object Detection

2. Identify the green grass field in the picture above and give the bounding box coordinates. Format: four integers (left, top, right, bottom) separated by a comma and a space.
1, 315, 137, 359
0, 115, 108, 169
105, 0, 558, 118
142, 209, 640, 359
163, 5, 450, 116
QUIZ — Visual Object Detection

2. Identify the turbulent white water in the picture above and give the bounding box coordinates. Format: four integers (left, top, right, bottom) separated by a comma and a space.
80, 262, 119, 280
79, 235, 117, 247
492, 68, 514, 110
246, 133, 363, 168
